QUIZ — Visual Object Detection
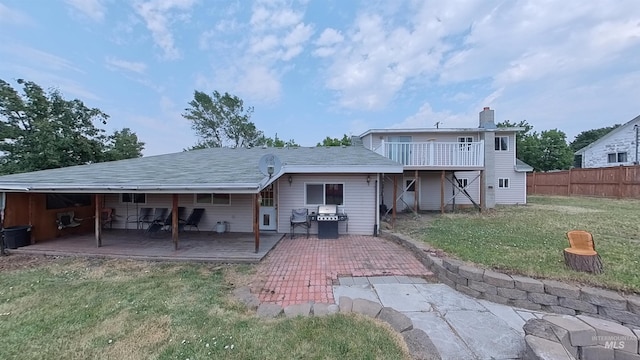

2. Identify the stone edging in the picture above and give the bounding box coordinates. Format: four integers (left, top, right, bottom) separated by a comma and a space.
381, 230, 640, 328
232, 287, 442, 360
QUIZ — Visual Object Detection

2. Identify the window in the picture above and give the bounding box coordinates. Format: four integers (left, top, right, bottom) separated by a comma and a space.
121, 193, 146, 204
455, 178, 469, 189
498, 178, 510, 188
305, 183, 344, 205
495, 136, 508, 151
608, 152, 628, 163
458, 137, 473, 150
195, 193, 230, 205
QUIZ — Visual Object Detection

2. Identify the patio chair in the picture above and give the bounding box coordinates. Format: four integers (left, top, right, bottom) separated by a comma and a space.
564, 230, 603, 274
290, 208, 310, 239
101, 208, 115, 229
56, 211, 82, 230
162, 207, 186, 231
127, 207, 153, 229
142, 208, 168, 229
145, 221, 165, 237
182, 208, 205, 232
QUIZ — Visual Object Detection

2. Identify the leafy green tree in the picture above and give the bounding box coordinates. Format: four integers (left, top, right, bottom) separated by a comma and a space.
257, 133, 298, 147
317, 134, 352, 146
537, 129, 574, 171
183, 90, 263, 149
497, 120, 572, 171
104, 128, 145, 161
569, 125, 621, 152
0, 79, 108, 174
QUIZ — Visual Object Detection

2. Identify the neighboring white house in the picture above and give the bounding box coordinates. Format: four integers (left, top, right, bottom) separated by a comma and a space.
359, 107, 533, 212
574, 114, 640, 168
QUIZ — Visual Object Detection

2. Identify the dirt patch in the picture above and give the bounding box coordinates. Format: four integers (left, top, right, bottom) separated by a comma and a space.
0, 254, 61, 272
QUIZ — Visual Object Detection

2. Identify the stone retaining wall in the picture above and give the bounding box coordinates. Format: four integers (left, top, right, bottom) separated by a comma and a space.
381, 231, 640, 328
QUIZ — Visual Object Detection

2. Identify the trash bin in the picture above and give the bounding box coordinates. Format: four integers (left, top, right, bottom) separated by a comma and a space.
2, 225, 31, 249
215, 222, 226, 234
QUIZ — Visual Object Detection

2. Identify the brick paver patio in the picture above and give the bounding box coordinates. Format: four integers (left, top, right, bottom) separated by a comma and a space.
257, 235, 432, 306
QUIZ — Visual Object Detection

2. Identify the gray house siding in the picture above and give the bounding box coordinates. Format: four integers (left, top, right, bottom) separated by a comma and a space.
277, 174, 376, 235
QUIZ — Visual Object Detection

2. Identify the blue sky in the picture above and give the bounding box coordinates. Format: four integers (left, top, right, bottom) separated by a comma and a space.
1, 0, 639, 156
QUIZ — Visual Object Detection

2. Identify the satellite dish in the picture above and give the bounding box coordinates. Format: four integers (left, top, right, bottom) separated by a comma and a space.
258, 153, 282, 178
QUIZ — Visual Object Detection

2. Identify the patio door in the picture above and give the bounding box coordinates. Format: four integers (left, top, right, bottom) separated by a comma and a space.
259, 185, 277, 231
388, 136, 412, 165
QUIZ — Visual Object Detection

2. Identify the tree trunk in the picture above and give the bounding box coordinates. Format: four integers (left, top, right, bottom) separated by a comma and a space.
563, 250, 603, 274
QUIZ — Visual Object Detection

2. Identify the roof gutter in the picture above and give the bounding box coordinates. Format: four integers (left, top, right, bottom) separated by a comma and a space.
0, 183, 261, 194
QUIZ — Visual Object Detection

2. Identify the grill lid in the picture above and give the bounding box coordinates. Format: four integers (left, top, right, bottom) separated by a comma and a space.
318, 204, 337, 215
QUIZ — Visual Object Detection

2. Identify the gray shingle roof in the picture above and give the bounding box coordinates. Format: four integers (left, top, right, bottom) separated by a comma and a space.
515, 159, 534, 172
0, 146, 403, 192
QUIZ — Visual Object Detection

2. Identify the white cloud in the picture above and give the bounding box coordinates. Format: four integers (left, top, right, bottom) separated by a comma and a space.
105, 57, 147, 73
133, 0, 197, 60
1, 44, 83, 73
394, 103, 471, 129
0, 3, 33, 25
65, 0, 106, 22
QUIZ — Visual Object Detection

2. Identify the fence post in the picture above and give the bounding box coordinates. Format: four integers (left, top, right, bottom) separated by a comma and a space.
567, 168, 572, 196
532, 172, 537, 194
617, 166, 624, 199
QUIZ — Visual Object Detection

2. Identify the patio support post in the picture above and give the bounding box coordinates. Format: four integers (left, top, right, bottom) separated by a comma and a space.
414, 169, 419, 213
94, 194, 102, 247
172, 194, 178, 250
480, 170, 486, 211
253, 193, 260, 253
28, 193, 35, 244
392, 175, 397, 229
440, 170, 445, 214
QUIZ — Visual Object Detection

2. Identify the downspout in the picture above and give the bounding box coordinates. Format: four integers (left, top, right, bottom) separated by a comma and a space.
375, 173, 380, 236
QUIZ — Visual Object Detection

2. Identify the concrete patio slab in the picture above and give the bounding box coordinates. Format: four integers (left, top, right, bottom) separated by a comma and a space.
445, 310, 525, 359
415, 283, 486, 313
407, 311, 476, 360
374, 284, 433, 312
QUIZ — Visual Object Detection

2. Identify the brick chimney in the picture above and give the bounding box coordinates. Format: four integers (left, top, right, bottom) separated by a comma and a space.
479, 107, 496, 129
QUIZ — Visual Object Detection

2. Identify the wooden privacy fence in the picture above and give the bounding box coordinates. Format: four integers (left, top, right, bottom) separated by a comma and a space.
527, 165, 640, 199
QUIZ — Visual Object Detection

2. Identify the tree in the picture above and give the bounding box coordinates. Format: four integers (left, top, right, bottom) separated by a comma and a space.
317, 134, 352, 146
537, 129, 574, 171
104, 128, 145, 161
569, 125, 621, 152
183, 90, 263, 149
257, 133, 298, 147
497, 120, 573, 171
0, 79, 108, 174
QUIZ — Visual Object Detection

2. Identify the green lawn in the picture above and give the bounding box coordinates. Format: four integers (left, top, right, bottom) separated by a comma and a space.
395, 195, 640, 293
0, 257, 409, 360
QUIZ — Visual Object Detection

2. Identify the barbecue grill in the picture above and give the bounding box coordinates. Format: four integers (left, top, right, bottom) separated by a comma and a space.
315, 205, 348, 239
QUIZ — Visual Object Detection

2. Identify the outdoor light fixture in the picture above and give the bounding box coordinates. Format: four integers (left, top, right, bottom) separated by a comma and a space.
288, 175, 293, 186
366, 175, 371, 185
267, 164, 274, 178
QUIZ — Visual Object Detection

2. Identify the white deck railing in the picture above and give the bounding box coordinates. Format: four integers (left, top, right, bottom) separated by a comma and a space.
375, 141, 485, 167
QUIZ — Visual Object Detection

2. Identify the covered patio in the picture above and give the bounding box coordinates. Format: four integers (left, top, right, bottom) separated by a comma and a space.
10, 230, 284, 263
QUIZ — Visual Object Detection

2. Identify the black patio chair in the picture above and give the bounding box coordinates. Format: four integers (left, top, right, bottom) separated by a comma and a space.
162, 207, 186, 231
182, 208, 205, 232
145, 221, 164, 237
142, 208, 168, 229
127, 207, 152, 230
290, 208, 310, 239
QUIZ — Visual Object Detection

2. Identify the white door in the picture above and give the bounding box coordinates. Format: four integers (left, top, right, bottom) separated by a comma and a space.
259, 185, 277, 230
402, 178, 417, 211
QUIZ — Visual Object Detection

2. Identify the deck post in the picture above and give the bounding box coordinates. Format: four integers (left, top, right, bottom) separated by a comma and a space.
94, 194, 102, 247
172, 194, 178, 250
28, 193, 35, 244
392, 175, 397, 228
480, 170, 485, 211
254, 193, 260, 253
414, 169, 419, 213
440, 170, 445, 214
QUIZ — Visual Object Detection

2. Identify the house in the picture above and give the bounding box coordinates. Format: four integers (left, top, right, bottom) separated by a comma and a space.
359, 107, 532, 212
574, 114, 640, 168
0, 146, 403, 248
